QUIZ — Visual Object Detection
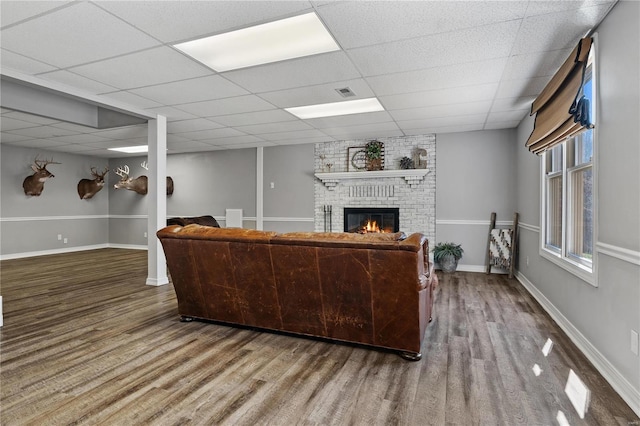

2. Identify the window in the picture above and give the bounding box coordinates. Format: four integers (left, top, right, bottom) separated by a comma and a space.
541, 49, 595, 282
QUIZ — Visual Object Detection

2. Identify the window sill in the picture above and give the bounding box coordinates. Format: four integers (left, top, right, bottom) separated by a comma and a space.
539, 247, 597, 287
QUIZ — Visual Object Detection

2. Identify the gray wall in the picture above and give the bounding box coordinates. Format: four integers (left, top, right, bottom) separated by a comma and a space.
0, 144, 109, 257
108, 149, 257, 245
515, 0, 640, 407
263, 143, 315, 232
436, 129, 517, 268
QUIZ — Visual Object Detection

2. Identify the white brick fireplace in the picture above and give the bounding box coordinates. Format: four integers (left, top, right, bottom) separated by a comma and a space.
314, 135, 436, 243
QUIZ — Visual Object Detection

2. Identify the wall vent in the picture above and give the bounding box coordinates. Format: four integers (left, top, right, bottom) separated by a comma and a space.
335, 87, 356, 97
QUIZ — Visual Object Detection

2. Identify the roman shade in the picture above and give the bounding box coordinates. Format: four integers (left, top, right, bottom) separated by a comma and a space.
526, 37, 594, 155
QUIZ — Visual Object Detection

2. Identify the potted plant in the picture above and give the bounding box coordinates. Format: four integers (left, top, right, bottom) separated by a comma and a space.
433, 242, 464, 273
364, 140, 384, 171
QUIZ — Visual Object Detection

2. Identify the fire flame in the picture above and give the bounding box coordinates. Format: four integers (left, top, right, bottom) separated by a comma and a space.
364, 220, 380, 233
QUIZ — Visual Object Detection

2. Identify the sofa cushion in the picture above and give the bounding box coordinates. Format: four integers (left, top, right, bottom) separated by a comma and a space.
158, 224, 277, 243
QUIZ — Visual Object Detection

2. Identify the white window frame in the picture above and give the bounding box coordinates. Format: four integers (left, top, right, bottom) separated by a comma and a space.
539, 36, 598, 287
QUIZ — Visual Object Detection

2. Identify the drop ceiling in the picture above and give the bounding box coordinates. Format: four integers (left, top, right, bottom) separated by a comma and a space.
0, 1, 615, 157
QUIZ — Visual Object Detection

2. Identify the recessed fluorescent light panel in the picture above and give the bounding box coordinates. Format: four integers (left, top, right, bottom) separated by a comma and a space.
173, 12, 339, 72
108, 145, 148, 153
285, 98, 385, 119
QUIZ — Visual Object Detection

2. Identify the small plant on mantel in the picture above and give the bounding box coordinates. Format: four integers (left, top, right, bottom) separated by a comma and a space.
433, 242, 464, 273
364, 140, 384, 171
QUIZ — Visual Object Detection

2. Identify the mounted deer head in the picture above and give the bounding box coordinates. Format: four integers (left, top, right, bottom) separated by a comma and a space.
113, 165, 148, 195
140, 161, 174, 196
77, 166, 109, 200
22, 157, 60, 196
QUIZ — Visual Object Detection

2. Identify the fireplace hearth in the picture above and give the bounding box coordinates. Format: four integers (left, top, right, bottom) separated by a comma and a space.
344, 207, 399, 233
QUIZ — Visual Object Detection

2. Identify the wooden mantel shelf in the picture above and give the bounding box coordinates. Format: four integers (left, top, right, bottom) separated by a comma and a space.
315, 169, 430, 190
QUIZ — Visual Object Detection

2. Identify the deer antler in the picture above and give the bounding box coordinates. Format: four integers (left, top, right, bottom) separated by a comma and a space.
33, 156, 61, 169
140, 160, 148, 171
114, 165, 129, 178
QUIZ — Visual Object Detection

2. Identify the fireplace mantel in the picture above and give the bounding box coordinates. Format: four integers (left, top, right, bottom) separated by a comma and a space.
315, 169, 430, 190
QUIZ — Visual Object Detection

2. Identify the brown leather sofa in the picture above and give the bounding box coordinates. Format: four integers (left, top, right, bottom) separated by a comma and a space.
157, 225, 436, 360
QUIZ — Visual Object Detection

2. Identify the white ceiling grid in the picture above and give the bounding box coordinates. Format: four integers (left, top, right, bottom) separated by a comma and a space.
0, 0, 615, 157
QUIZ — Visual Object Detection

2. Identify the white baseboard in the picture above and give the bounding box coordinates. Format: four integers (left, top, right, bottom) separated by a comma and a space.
0, 244, 109, 260
0, 244, 148, 260
435, 264, 508, 274
515, 271, 640, 418
146, 277, 169, 286
107, 244, 148, 251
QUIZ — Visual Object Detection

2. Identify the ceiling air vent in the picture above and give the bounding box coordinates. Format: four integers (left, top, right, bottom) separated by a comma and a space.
335, 87, 356, 98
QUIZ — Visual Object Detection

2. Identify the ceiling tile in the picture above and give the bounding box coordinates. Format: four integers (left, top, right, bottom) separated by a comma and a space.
178, 127, 246, 141
501, 48, 573, 81
0, 1, 73, 27
235, 120, 313, 135
96, 1, 313, 43
318, 1, 527, 49
366, 57, 508, 96
167, 140, 212, 151
50, 143, 104, 153
259, 129, 329, 141
258, 78, 374, 108
321, 121, 401, 138
211, 110, 297, 127
495, 76, 549, 99
3, 111, 59, 126
484, 120, 521, 130
51, 121, 101, 133
273, 136, 335, 145
201, 135, 265, 146
0, 48, 57, 74
379, 84, 498, 111
396, 113, 487, 130
512, 4, 613, 54
144, 106, 197, 121
389, 101, 492, 122
98, 91, 161, 109
215, 140, 277, 149
487, 109, 529, 123
92, 125, 147, 140
5, 124, 79, 138
491, 97, 536, 113
305, 111, 395, 129
70, 47, 213, 90
130, 75, 249, 106
37, 70, 119, 94
415, 123, 485, 134
222, 51, 361, 93
48, 133, 111, 144
348, 20, 521, 77
3, 138, 71, 149
323, 128, 403, 141
525, 1, 615, 18
168, 118, 224, 134
1, 133, 35, 143
176, 95, 276, 117
0, 2, 161, 68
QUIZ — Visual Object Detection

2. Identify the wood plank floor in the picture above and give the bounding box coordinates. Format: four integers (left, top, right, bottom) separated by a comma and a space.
1, 248, 637, 425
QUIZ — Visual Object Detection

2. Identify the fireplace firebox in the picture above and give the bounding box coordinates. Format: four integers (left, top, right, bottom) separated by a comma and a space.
344, 207, 399, 233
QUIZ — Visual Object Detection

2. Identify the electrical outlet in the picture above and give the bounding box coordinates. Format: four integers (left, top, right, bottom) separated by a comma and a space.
526, 256, 529, 266
58, 234, 62, 241
631, 330, 639, 356
270, 182, 275, 189
63, 238, 68, 244
144, 232, 147, 238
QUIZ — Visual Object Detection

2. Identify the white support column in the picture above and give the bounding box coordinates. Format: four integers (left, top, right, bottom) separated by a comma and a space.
256, 147, 264, 230
146, 115, 169, 286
